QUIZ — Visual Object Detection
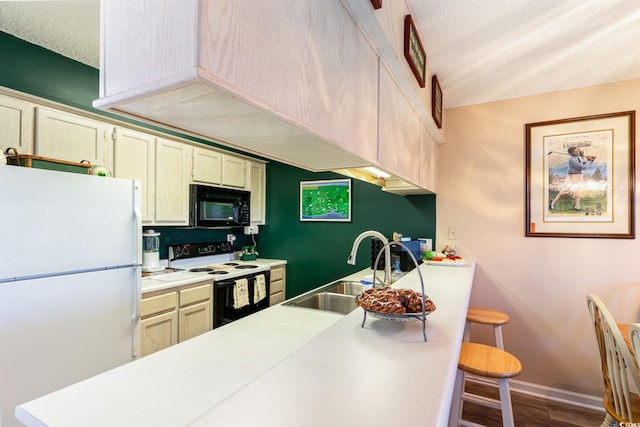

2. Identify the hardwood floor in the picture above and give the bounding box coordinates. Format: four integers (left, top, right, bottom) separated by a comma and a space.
459, 380, 605, 427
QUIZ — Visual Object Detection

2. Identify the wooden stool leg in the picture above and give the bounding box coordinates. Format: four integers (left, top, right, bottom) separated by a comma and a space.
449, 368, 465, 427
497, 377, 515, 427
494, 324, 504, 350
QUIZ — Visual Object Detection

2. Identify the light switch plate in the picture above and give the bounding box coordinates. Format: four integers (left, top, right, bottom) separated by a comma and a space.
448, 226, 458, 240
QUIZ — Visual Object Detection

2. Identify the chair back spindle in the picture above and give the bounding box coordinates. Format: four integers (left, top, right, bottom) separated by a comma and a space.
587, 295, 640, 423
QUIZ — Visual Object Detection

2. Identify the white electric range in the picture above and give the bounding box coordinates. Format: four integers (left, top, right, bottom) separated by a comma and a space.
165, 242, 271, 328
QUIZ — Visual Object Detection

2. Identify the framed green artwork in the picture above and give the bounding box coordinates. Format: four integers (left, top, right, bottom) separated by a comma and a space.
300, 179, 351, 222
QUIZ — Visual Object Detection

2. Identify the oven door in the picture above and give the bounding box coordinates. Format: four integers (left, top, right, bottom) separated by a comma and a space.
213, 271, 271, 328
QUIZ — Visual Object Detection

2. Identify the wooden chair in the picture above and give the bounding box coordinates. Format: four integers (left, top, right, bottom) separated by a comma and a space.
449, 342, 522, 427
464, 307, 510, 350
586, 295, 640, 426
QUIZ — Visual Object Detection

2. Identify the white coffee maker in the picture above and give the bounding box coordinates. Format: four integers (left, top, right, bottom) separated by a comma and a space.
142, 229, 164, 272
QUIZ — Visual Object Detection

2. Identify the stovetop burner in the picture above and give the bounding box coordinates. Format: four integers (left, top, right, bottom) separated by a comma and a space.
189, 267, 214, 272
166, 243, 269, 282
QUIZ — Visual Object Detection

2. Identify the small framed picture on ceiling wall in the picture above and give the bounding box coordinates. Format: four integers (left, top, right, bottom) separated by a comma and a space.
432, 75, 443, 129
403, 15, 426, 88
300, 179, 351, 222
525, 111, 635, 238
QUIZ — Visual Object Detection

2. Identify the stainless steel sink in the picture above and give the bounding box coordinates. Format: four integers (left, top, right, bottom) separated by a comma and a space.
284, 279, 368, 314
287, 292, 358, 315
324, 280, 365, 296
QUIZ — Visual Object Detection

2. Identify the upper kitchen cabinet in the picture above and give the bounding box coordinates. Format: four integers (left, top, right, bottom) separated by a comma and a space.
93, 0, 377, 172
155, 138, 190, 225
192, 146, 222, 185
378, 65, 420, 185
0, 93, 33, 155
192, 147, 246, 188
419, 121, 437, 193
246, 160, 266, 225
112, 127, 156, 223
221, 154, 246, 188
34, 107, 107, 166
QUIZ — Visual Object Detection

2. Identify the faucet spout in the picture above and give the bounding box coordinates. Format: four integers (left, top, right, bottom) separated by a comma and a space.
347, 230, 392, 286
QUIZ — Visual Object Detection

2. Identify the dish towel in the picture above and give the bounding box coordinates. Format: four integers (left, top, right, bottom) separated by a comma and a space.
233, 278, 249, 309
254, 274, 267, 303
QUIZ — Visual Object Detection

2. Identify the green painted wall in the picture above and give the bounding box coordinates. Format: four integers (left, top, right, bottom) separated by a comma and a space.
259, 163, 436, 297
1, 32, 437, 298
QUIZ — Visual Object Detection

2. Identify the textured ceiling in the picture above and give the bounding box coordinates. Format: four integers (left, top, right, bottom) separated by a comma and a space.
2, 1, 640, 109
406, 0, 640, 107
0, 1, 100, 68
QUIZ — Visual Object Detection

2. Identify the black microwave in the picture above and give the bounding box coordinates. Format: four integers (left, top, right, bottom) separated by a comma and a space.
189, 185, 250, 228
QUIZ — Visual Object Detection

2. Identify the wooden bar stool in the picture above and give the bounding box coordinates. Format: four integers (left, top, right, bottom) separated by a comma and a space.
449, 343, 523, 427
465, 307, 510, 350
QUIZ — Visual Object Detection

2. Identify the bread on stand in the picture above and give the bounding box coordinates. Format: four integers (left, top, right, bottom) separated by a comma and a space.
357, 287, 436, 314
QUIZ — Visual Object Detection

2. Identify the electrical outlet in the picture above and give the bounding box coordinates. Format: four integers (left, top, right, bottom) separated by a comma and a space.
448, 226, 458, 240
243, 225, 259, 235
227, 234, 236, 243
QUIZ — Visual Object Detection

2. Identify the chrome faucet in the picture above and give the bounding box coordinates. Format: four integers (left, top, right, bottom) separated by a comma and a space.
347, 230, 391, 286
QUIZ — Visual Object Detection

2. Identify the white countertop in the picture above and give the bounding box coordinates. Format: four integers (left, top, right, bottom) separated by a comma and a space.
15, 262, 474, 427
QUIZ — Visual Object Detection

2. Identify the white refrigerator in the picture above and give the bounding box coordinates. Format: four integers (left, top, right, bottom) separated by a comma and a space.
0, 166, 141, 427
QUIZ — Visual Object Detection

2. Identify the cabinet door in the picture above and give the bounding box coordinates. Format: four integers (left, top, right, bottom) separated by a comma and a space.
419, 121, 437, 192
200, 1, 377, 161
0, 94, 33, 155
140, 311, 179, 357
113, 127, 156, 223
192, 146, 222, 185
155, 138, 190, 224
221, 154, 246, 188
378, 66, 420, 183
35, 107, 107, 166
178, 301, 211, 342
247, 161, 266, 224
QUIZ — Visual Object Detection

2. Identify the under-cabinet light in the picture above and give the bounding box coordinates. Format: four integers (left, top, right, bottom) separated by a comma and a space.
363, 167, 391, 179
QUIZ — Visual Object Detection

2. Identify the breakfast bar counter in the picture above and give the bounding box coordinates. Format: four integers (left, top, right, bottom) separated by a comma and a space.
15, 262, 474, 427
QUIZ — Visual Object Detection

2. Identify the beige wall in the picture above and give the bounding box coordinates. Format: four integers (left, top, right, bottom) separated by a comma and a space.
437, 78, 640, 397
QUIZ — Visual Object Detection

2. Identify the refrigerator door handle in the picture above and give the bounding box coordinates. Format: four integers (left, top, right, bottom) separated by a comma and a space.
132, 266, 141, 358
132, 180, 142, 358
133, 180, 142, 266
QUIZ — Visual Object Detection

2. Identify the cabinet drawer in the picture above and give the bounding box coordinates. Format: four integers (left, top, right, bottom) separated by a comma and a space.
270, 279, 284, 295
141, 292, 178, 318
180, 283, 211, 307
270, 267, 285, 281
270, 291, 284, 306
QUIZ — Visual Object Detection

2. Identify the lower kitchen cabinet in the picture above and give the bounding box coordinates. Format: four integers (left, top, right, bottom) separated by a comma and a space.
141, 281, 212, 357
178, 284, 213, 342
140, 292, 179, 357
269, 265, 286, 305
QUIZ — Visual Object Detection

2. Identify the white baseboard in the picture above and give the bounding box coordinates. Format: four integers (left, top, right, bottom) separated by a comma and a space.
467, 376, 605, 413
